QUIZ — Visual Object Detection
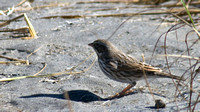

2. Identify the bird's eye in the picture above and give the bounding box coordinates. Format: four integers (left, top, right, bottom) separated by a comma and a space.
94, 44, 106, 53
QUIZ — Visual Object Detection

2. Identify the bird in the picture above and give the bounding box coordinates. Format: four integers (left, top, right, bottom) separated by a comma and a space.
88, 39, 185, 99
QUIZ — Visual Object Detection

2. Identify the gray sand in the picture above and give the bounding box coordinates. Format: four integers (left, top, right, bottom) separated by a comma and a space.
0, 0, 200, 111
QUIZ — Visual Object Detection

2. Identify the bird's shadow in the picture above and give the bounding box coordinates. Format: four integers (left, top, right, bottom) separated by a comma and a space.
20, 89, 138, 103
20, 89, 167, 103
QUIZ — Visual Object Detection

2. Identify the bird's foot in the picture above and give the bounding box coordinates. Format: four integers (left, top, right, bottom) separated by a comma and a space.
106, 87, 145, 100
106, 89, 136, 100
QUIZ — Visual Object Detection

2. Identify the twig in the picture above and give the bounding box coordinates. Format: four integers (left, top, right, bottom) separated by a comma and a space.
141, 54, 155, 100
33, 63, 47, 76
0, 14, 24, 28
0, 53, 97, 82
157, 54, 200, 61
0, 55, 27, 64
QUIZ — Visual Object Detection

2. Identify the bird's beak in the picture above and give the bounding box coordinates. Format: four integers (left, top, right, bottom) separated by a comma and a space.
88, 43, 93, 47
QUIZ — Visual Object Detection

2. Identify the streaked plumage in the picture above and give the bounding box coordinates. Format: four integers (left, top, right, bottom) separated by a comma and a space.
88, 39, 185, 98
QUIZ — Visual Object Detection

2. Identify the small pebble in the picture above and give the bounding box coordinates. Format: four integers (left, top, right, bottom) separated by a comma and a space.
155, 99, 166, 108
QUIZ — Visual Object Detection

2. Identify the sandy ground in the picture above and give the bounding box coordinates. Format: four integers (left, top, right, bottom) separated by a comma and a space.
0, 0, 200, 111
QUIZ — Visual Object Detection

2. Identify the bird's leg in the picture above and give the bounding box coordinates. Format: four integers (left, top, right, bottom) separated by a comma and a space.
107, 82, 136, 99
107, 84, 133, 99
118, 84, 134, 95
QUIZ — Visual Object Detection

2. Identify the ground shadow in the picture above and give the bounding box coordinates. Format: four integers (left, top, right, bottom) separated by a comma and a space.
20, 90, 106, 103
20, 89, 138, 103
20, 89, 169, 103
20, 93, 65, 99
64, 90, 106, 102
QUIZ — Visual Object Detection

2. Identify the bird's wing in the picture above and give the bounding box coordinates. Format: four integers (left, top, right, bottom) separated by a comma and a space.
137, 62, 163, 72
112, 55, 162, 73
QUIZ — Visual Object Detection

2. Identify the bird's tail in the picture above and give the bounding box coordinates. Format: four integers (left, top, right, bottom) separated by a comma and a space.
155, 72, 185, 81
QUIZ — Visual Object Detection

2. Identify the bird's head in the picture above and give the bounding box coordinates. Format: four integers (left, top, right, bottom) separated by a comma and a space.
88, 39, 116, 57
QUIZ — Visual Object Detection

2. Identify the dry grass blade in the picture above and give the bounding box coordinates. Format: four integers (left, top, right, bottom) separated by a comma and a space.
25, 45, 44, 65
0, 14, 24, 28
41, 8, 200, 19
0, 61, 27, 64
0, 13, 37, 39
179, 1, 200, 110
41, 15, 83, 19
141, 54, 155, 100
158, 54, 200, 61
33, 63, 47, 76
22, 13, 37, 39
76, 0, 168, 4
0, 27, 29, 33
6, 0, 200, 14
0, 0, 29, 15
14, 2, 70, 11
0, 55, 27, 64
0, 53, 97, 82
76, 0, 138, 4
64, 92, 74, 112
148, 9, 199, 110
0, 45, 44, 65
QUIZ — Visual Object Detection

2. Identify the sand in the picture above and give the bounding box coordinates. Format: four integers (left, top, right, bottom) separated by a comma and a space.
0, 0, 200, 111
